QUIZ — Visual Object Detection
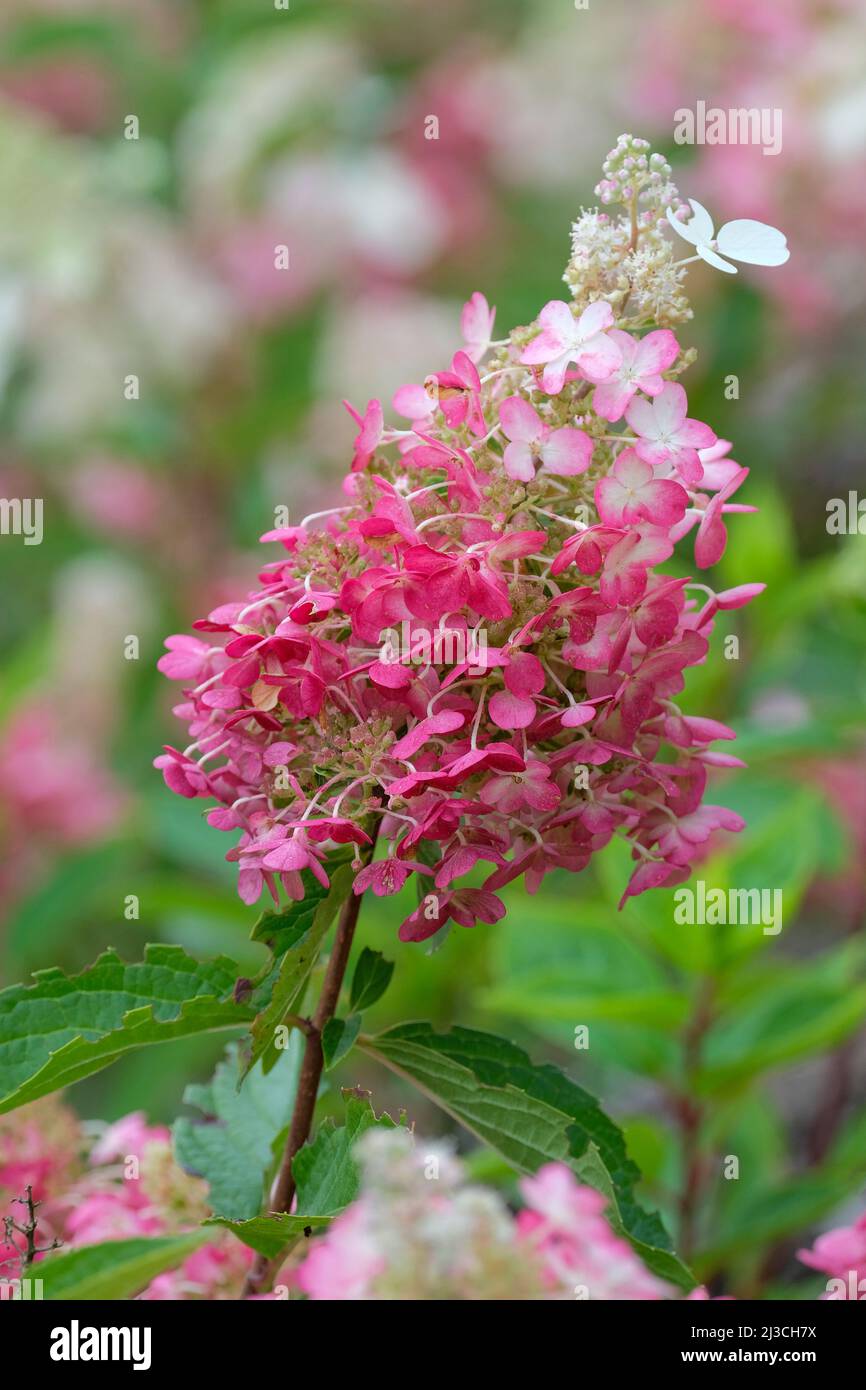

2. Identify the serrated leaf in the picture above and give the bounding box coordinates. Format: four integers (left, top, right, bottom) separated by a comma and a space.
350, 947, 395, 1013
173, 1040, 302, 1220
321, 1013, 361, 1070
293, 1092, 399, 1212
0, 946, 253, 1115
207, 1092, 398, 1257
245, 862, 355, 1079
359, 1021, 693, 1290
38, 1233, 207, 1300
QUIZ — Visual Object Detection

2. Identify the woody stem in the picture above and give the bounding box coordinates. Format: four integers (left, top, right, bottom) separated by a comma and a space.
242, 827, 379, 1296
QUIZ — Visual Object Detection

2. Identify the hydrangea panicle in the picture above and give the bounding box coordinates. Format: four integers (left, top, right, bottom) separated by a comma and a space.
1, 1100, 249, 1299
157, 136, 780, 940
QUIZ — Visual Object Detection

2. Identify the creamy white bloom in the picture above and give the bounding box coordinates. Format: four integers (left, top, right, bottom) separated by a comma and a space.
667, 198, 790, 274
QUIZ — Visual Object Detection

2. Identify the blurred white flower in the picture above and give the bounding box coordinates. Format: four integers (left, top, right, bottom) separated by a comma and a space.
178, 32, 361, 216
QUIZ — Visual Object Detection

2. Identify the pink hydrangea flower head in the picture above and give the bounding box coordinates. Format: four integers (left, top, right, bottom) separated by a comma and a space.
155, 137, 757, 940
295, 1134, 677, 1301
517, 1163, 671, 1299
3, 1106, 248, 1299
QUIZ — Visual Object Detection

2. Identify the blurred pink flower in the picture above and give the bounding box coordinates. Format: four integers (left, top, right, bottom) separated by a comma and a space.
89, 1113, 170, 1167
518, 1163, 670, 1299
0, 58, 112, 133
799, 1211, 866, 1298
295, 1204, 385, 1301
0, 703, 125, 844
2, 1103, 252, 1299
296, 1134, 677, 1301
67, 459, 164, 541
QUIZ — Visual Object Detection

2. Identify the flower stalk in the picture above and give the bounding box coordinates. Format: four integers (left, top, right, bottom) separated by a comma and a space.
243, 825, 380, 1296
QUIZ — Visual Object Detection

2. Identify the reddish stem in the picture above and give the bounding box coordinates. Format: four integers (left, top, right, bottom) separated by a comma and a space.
242, 831, 378, 1296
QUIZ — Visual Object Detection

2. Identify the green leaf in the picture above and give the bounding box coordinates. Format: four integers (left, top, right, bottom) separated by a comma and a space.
482, 892, 683, 1073
482, 978, 688, 1029
293, 1091, 399, 1212
173, 1040, 302, 1220
203, 1212, 331, 1259
359, 1021, 693, 1290
699, 944, 866, 1090
716, 787, 820, 946
350, 947, 394, 1012
245, 862, 355, 1078
0, 946, 253, 1114
321, 1014, 361, 1070
827, 1105, 866, 1172
208, 1091, 399, 1257
4, 842, 137, 969
717, 479, 795, 595
38, 1233, 207, 1300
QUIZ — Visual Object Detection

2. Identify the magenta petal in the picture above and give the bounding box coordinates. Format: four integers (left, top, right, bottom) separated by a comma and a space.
561, 703, 597, 728
489, 690, 536, 729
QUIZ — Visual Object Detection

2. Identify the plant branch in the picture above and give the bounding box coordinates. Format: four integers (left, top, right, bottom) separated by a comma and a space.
2, 1186, 61, 1275
242, 826, 380, 1296
673, 979, 714, 1263
806, 889, 865, 1165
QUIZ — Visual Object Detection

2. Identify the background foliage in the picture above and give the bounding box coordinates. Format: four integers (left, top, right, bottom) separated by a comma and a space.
0, 0, 864, 1298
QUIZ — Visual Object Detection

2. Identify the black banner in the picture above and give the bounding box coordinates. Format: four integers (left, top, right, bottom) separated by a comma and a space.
0, 1296, 859, 1374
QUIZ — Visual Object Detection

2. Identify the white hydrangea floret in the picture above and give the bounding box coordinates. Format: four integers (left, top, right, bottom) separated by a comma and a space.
667, 198, 790, 275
